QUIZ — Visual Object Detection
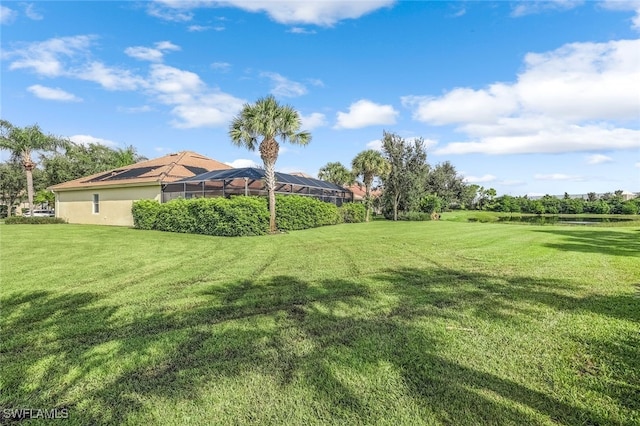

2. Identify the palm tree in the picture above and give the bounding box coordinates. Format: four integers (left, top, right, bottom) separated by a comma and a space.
318, 162, 355, 187
0, 120, 67, 216
352, 149, 390, 222
229, 95, 311, 233
113, 145, 147, 168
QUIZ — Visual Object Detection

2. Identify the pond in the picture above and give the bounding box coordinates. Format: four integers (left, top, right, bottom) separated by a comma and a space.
496, 216, 635, 225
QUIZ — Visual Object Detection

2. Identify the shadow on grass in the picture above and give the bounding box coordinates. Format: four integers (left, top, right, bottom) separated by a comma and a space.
1, 266, 638, 424
534, 228, 640, 257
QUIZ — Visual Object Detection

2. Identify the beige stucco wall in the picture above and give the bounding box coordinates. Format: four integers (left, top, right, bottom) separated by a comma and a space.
54, 185, 161, 226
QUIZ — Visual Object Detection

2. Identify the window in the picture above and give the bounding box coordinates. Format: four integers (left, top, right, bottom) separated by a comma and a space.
92, 194, 99, 214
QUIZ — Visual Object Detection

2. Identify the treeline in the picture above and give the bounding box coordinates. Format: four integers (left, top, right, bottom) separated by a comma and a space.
320, 131, 638, 219
486, 192, 639, 215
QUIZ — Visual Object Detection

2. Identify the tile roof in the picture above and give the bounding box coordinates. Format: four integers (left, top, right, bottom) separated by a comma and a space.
347, 183, 382, 201
49, 151, 232, 191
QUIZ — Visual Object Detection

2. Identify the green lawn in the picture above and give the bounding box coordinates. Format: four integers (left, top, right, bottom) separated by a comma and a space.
1, 219, 638, 425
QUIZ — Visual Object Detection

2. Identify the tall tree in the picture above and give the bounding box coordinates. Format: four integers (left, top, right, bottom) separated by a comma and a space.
425, 161, 467, 209
352, 149, 390, 222
0, 160, 25, 217
380, 132, 428, 221
318, 162, 355, 187
229, 95, 311, 232
0, 120, 67, 216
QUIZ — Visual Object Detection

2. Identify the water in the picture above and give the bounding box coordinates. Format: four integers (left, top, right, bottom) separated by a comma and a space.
496, 216, 634, 225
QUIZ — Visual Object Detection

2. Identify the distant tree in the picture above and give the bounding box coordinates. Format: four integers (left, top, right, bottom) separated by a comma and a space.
34, 189, 54, 208
0, 120, 68, 216
424, 161, 466, 209
40, 143, 147, 187
461, 184, 480, 210
540, 194, 560, 214
318, 162, 355, 187
352, 149, 390, 222
229, 95, 311, 232
419, 194, 443, 214
586, 192, 598, 202
0, 160, 25, 217
380, 131, 428, 220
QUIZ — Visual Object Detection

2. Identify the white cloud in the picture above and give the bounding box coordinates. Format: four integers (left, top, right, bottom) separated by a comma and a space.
534, 173, 585, 181
288, 27, 317, 34
307, 78, 324, 87
402, 84, 517, 125
635, 162, 640, 168
436, 118, 640, 154
188, 24, 211, 32
1, 5, 16, 24
5, 35, 94, 77
451, 8, 466, 18
463, 174, 497, 183
118, 105, 153, 113
211, 62, 231, 72
335, 99, 398, 129
125, 41, 180, 62
511, 0, 584, 17
27, 85, 82, 102
146, 3, 193, 22
151, 0, 395, 26
225, 158, 259, 168
586, 154, 614, 165
405, 39, 640, 155
367, 136, 436, 152
77, 62, 146, 91
24, 3, 43, 20
69, 134, 119, 148
5, 35, 243, 129
299, 112, 327, 130
367, 139, 383, 151
260, 72, 307, 97
601, 0, 640, 31
147, 65, 244, 128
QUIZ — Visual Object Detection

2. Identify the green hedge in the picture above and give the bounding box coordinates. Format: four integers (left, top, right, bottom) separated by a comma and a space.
132, 200, 161, 230
132, 197, 269, 237
339, 202, 366, 223
275, 195, 342, 231
132, 195, 360, 236
5, 216, 67, 225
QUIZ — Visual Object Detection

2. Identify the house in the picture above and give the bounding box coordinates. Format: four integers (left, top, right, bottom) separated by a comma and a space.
49, 151, 231, 226
346, 183, 382, 202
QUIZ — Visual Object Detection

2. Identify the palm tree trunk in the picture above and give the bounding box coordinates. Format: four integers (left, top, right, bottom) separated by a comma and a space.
264, 160, 277, 232
24, 162, 35, 217
364, 181, 371, 222
260, 138, 279, 233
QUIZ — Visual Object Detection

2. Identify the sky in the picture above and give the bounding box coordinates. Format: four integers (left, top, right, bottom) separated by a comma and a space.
1, 0, 639, 196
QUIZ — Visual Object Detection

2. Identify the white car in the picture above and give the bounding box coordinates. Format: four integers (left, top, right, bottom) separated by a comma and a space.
31, 209, 55, 217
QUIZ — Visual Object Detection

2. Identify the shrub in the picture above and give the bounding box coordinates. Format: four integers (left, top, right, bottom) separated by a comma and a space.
419, 194, 443, 214
275, 195, 342, 231
214, 197, 269, 236
339, 202, 366, 223
132, 196, 269, 236
132, 195, 351, 236
5, 216, 66, 224
621, 201, 638, 215
397, 211, 432, 221
132, 200, 161, 230
154, 198, 197, 234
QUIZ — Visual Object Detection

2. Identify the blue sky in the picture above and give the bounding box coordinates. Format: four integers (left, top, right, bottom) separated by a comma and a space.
1, 0, 639, 196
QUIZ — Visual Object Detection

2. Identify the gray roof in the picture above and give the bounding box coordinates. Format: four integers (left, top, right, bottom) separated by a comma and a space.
175, 167, 349, 192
